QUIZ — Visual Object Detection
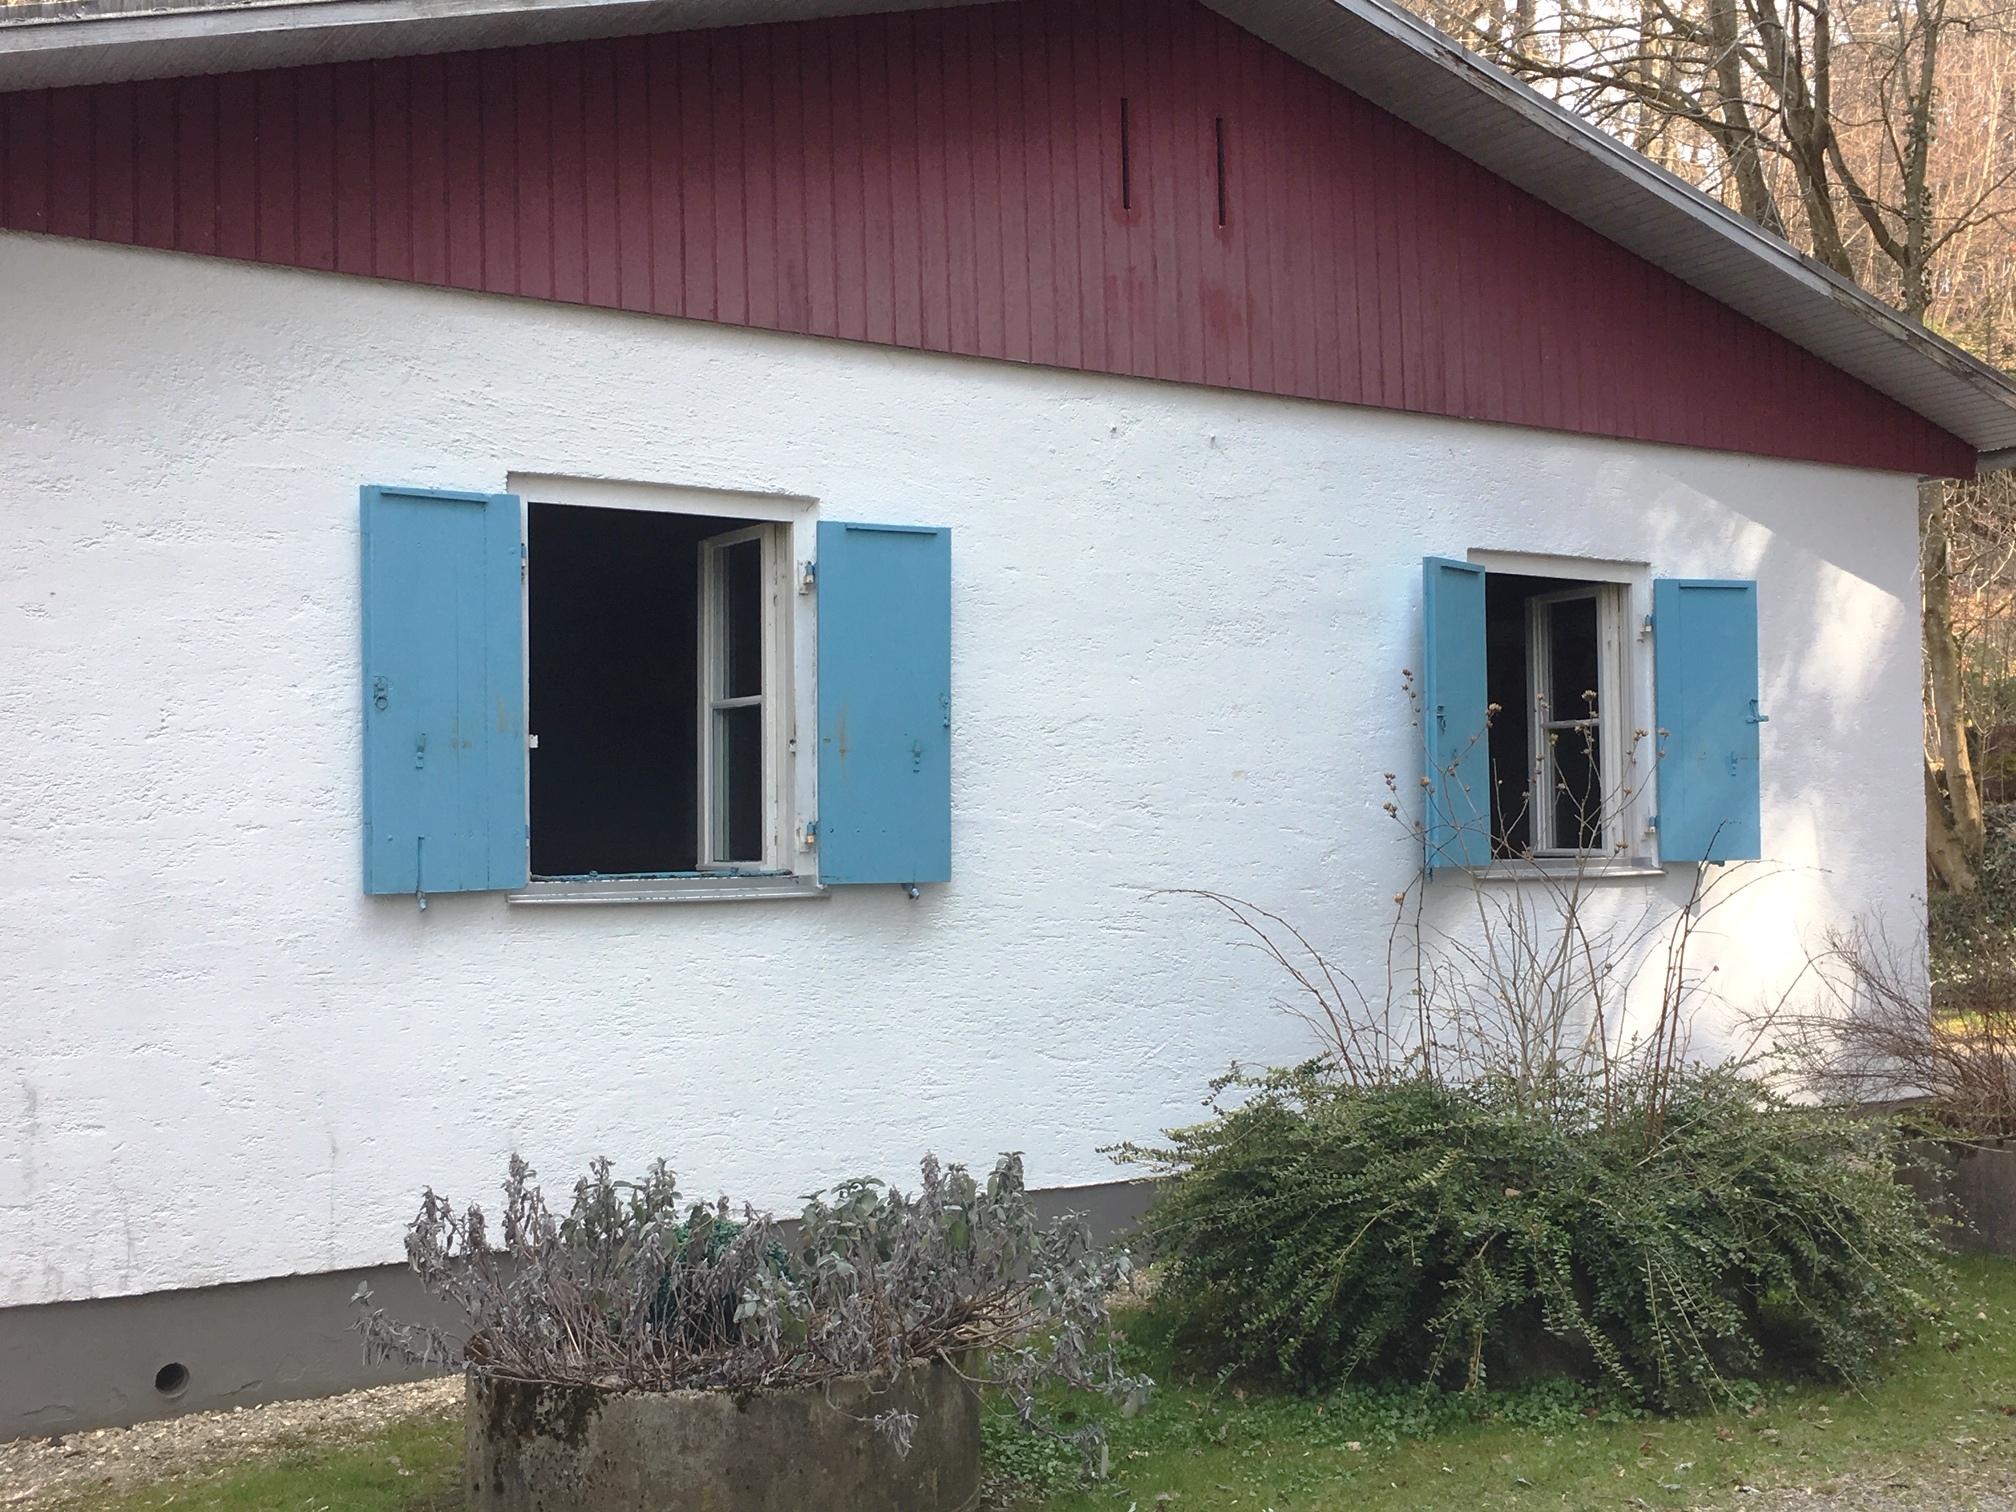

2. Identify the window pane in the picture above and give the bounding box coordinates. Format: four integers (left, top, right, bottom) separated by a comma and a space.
713, 703, 764, 862
720, 539, 763, 699
1551, 722, 1604, 850
1548, 595, 1600, 721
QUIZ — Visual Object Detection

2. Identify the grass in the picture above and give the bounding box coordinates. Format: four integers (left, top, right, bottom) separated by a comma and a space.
996, 1252, 2016, 1511
52, 1413, 465, 1512
42, 1254, 2016, 1512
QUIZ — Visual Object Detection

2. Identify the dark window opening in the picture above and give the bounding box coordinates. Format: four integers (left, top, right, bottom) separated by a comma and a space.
528, 503, 756, 878
1485, 573, 1608, 858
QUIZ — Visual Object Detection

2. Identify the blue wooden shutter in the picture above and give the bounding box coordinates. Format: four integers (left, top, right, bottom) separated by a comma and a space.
1652, 579, 1762, 863
360, 486, 526, 896
816, 521, 952, 886
1422, 557, 1491, 871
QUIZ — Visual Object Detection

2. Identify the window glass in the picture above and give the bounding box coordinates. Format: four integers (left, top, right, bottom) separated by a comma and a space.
713, 702, 765, 862
722, 538, 764, 701
1548, 596, 1600, 721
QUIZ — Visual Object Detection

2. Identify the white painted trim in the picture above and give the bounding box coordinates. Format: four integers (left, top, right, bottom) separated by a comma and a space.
509, 471, 818, 892
507, 474, 816, 523
697, 522, 790, 873
1469, 549, 1644, 584
1465, 859, 1665, 882
509, 874, 828, 904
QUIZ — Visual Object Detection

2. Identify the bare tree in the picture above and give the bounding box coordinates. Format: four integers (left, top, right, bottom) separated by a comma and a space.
1417, 0, 2016, 321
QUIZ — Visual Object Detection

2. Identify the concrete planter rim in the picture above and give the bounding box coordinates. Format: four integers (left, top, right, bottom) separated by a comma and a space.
466, 1352, 976, 1401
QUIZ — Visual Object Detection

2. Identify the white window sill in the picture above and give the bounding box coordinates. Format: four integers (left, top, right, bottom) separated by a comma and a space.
1464, 857, 1665, 883
509, 874, 828, 905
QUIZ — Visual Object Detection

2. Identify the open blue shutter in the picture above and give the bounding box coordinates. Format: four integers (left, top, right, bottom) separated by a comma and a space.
1653, 579, 1762, 863
361, 486, 526, 896
1422, 557, 1491, 871
816, 521, 952, 886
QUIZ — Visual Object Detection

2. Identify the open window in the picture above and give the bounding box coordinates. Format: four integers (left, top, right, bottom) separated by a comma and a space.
526, 503, 791, 880
1422, 556, 1762, 874
361, 481, 955, 902
1484, 575, 1632, 859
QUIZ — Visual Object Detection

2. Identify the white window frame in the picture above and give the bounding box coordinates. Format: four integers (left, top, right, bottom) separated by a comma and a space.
1525, 584, 1631, 856
503, 474, 823, 905
698, 523, 787, 874
1465, 551, 1657, 880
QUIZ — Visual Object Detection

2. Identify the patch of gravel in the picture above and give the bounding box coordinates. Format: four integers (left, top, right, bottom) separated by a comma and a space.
0, 1375, 463, 1510
1699, 1446, 2016, 1510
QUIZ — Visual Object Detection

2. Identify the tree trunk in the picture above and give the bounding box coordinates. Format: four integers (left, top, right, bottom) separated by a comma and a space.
1929, 761, 1978, 892
1924, 478, 1987, 878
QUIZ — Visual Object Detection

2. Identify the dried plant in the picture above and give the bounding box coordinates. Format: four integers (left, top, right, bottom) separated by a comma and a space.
1168, 674, 1772, 1140
354, 1151, 1149, 1468
1774, 920, 2016, 1137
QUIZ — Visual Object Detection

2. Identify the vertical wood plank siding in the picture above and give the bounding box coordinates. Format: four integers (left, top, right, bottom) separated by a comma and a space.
0, 0, 1973, 475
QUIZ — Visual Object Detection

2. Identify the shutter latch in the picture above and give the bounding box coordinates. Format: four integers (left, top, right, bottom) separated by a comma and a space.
1745, 699, 1770, 725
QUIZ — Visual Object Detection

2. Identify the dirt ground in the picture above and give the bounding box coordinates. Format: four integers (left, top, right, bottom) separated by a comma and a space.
0, 1377, 461, 1510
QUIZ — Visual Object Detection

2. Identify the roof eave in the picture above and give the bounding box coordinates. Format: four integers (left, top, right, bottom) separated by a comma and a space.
4, 0, 2014, 465
0, 0, 996, 90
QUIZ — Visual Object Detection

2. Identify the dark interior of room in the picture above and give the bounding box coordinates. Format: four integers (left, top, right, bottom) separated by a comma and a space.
527, 503, 748, 877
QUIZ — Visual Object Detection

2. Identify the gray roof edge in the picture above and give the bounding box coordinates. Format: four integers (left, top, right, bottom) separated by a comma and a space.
0, 0, 991, 76
5, 0, 2014, 459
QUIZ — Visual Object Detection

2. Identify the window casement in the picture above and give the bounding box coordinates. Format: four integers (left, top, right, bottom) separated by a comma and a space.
1519, 584, 1631, 857
359, 483, 953, 905
1422, 556, 1762, 876
699, 524, 783, 873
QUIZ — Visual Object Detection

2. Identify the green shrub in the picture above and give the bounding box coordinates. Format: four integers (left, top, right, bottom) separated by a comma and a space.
1120, 1062, 1947, 1410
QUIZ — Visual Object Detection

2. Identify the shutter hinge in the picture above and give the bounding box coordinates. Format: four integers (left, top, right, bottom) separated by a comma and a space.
1639, 613, 1654, 640
799, 820, 819, 850
799, 560, 817, 594
521, 542, 528, 581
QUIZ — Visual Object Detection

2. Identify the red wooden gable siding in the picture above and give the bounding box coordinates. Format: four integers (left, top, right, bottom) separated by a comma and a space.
0, 0, 1973, 475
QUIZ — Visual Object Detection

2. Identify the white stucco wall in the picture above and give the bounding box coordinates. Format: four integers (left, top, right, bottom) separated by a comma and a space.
0, 229, 1925, 1308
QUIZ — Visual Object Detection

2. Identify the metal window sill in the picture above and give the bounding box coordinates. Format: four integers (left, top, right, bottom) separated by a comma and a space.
1464, 858, 1665, 882
509, 874, 828, 905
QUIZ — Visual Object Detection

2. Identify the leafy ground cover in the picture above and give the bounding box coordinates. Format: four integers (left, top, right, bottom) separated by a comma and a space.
18, 1255, 2016, 1512
993, 1253, 2016, 1511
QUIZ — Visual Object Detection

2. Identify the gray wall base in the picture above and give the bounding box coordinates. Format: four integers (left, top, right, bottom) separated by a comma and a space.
0, 1178, 1153, 1443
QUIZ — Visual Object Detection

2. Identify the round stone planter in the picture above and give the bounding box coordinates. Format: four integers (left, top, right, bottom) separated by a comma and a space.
465, 1358, 981, 1512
